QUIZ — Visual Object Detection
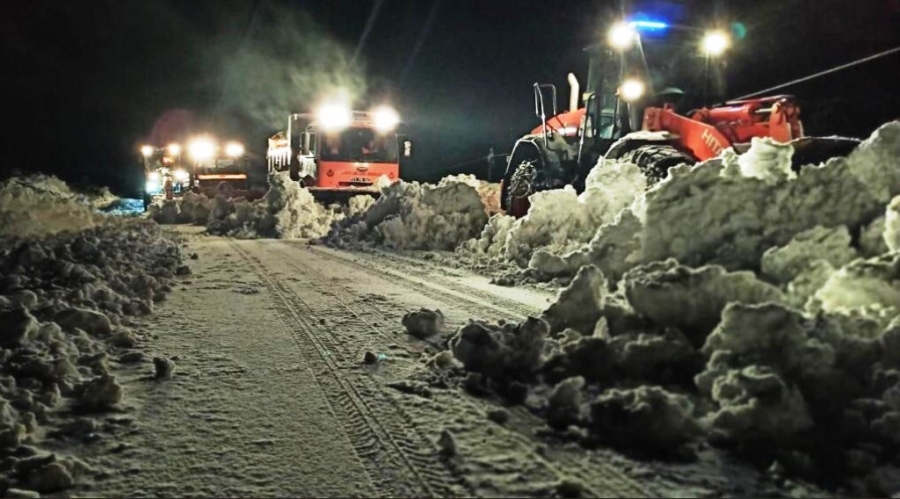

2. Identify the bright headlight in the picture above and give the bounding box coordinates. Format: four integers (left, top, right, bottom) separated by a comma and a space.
608, 22, 636, 49
147, 171, 161, 182
189, 137, 216, 162
372, 106, 400, 132
225, 142, 245, 158
173, 169, 190, 182
702, 30, 730, 56
141, 145, 154, 158
167, 143, 182, 156
619, 79, 645, 101
316, 102, 353, 132
145, 180, 160, 193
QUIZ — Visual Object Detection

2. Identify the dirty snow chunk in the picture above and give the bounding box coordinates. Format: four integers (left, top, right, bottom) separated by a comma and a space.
815, 253, 900, 324
449, 318, 548, 382
0, 308, 39, 347
28, 461, 74, 493
736, 137, 796, 184
761, 226, 857, 285
859, 216, 889, 258
885, 196, 900, 252
542, 336, 614, 385
53, 308, 112, 336
639, 122, 900, 271
697, 303, 836, 393
542, 265, 607, 335
438, 428, 457, 457
79, 374, 123, 409
402, 308, 444, 339
623, 260, 786, 345
547, 376, 585, 430
610, 328, 700, 382
588, 386, 700, 450
153, 357, 176, 378
704, 365, 814, 442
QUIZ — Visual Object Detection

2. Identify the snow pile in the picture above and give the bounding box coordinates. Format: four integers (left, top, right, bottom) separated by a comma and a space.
494, 161, 645, 269
325, 176, 490, 251
0, 218, 185, 494
151, 173, 342, 239
458, 122, 900, 286
0, 175, 100, 238
441, 174, 501, 215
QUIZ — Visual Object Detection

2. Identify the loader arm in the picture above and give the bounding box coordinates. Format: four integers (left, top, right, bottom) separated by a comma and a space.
642, 105, 733, 161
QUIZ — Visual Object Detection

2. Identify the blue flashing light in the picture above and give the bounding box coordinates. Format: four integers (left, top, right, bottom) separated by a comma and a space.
629, 20, 669, 30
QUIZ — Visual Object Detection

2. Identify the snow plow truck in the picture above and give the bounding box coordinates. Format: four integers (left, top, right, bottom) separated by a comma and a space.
501, 14, 861, 217
267, 105, 413, 204
141, 143, 190, 210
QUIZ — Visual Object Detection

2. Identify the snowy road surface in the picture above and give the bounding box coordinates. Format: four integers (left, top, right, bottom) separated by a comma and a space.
69, 229, 767, 497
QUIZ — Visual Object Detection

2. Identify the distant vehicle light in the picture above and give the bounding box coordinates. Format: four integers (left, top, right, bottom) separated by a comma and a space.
225, 142, 245, 158
189, 137, 217, 162
141, 145, 154, 158
372, 106, 400, 132
173, 169, 190, 182
167, 143, 182, 156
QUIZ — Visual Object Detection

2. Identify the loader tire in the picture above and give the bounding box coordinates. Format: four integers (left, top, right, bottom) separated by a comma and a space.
620, 145, 695, 185
505, 160, 537, 218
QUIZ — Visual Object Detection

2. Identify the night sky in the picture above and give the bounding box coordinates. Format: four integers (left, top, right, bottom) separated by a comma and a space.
3, 0, 899, 196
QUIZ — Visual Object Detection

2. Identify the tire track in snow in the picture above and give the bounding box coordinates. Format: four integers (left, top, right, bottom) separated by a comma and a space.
230, 240, 468, 498
304, 245, 541, 321
265, 243, 650, 498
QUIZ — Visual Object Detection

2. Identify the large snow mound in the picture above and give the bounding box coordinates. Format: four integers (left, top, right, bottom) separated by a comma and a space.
324, 175, 490, 251
0, 175, 111, 239
459, 121, 900, 285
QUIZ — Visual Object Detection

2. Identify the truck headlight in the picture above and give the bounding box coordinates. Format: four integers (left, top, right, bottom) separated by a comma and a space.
316, 102, 353, 132
372, 106, 400, 132
225, 142, 245, 158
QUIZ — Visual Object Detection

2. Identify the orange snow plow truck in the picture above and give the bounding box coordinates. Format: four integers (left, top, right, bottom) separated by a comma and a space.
267, 105, 413, 203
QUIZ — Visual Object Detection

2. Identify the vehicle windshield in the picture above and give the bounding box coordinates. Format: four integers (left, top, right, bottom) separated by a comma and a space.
320, 127, 398, 163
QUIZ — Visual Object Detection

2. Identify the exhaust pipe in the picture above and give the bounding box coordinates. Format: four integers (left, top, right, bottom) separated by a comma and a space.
567, 73, 580, 112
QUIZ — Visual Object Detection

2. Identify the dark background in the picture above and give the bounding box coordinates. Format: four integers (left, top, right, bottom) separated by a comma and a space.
2, 0, 898, 196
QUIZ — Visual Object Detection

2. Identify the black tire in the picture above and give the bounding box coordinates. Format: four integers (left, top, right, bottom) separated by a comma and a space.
619, 145, 695, 185
503, 160, 537, 218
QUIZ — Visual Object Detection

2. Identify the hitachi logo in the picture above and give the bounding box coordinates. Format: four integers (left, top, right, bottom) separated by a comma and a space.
702, 129, 725, 156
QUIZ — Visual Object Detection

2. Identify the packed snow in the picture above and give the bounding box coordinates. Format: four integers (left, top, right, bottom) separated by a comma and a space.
0, 176, 186, 495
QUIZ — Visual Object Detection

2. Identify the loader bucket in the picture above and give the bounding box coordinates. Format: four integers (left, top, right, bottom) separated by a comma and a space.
790, 137, 862, 171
